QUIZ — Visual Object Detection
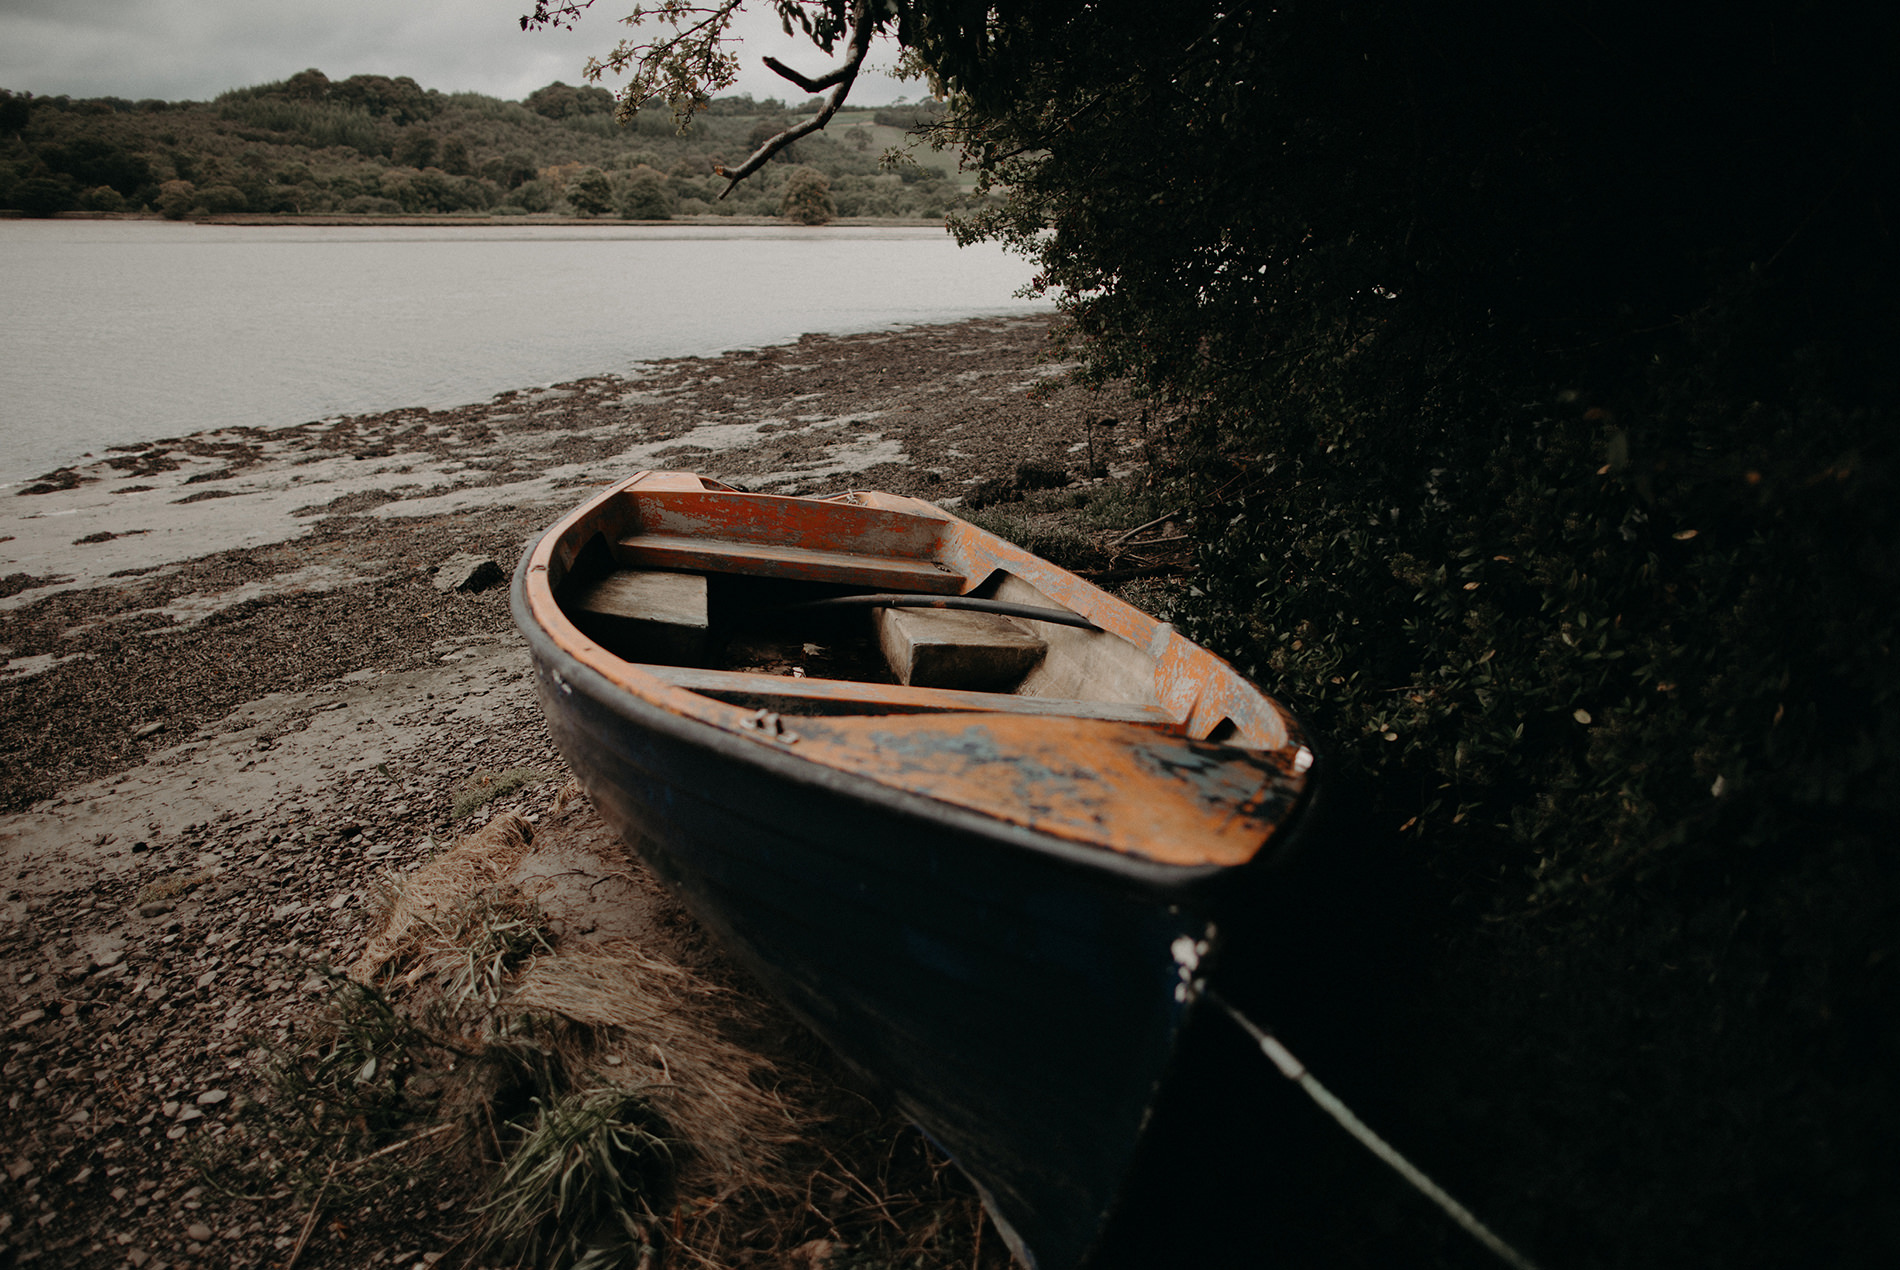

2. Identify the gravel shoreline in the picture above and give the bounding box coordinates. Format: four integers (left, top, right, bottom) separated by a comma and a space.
0, 315, 1147, 1268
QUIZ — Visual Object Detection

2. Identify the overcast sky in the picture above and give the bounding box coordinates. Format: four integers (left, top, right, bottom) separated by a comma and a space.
0, 0, 914, 106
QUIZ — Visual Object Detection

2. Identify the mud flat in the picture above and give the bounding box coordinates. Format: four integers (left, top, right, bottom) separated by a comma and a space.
0, 315, 1148, 1268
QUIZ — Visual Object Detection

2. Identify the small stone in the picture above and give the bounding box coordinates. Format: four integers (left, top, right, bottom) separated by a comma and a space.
186, 1222, 213, 1242
134, 722, 165, 739
90, 949, 125, 970
161, 1101, 179, 1117
137, 900, 173, 919
127, 1250, 150, 1267
432, 554, 506, 594
195, 1089, 227, 1106
12, 1009, 45, 1028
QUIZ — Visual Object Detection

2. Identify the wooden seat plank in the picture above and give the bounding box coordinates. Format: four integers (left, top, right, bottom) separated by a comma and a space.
875, 606, 1046, 690
572, 570, 708, 628
631, 663, 1178, 726
615, 533, 966, 593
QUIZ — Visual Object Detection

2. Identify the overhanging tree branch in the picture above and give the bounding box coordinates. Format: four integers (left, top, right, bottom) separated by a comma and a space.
715, 1, 876, 195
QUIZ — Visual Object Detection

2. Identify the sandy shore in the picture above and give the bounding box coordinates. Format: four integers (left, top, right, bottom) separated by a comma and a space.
0, 315, 1148, 1268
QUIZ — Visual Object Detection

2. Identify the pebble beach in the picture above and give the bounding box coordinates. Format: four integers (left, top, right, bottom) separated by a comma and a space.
0, 314, 1148, 1268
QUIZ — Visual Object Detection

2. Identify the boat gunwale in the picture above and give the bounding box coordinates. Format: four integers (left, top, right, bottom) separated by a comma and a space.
513, 472, 1316, 885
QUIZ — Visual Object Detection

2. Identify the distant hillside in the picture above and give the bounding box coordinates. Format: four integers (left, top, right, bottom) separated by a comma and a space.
0, 72, 965, 221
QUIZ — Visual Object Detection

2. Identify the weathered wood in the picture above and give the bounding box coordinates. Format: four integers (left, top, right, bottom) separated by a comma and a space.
632, 662, 1178, 725
571, 570, 709, 629
626, 487, 949, 560
570, 570, 710, 664
874, 606, 1046, 691
987, 573, 1165, 710
615, 533, 967, 593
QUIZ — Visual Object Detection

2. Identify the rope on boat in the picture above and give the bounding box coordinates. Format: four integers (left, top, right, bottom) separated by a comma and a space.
1204, 987, 1544, 1270
782, 593, 1104, 631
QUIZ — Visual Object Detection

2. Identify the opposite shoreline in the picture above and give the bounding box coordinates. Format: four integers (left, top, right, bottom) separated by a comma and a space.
0, 209, 946, 228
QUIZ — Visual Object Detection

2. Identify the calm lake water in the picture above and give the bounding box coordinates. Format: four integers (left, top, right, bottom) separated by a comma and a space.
0, 221, 1050, 486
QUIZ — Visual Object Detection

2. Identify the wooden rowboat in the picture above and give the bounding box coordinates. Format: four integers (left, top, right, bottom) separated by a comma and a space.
511, 470, 1323, 1268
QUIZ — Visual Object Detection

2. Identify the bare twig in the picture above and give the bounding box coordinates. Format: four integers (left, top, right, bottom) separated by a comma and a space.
1106, 511, 1181, 548
282, 1158, 337, 1270
1075, 563, 1196, 584
819, 1152, 906, 1234
336, 1120, 459, 1172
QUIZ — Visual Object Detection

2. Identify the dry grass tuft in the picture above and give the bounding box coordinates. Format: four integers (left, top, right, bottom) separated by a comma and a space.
226, 790, 1006, 1269
512, 938, 798, 1192
324, 804, 805, 1264
348, 811, 536, 985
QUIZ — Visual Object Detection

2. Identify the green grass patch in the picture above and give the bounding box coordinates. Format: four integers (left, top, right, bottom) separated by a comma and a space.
452, 766, 552, 821
478, 1088, 674, 1270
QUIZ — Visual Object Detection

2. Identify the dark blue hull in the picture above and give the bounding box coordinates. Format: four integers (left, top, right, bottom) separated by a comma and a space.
523, 635, 1223, 1267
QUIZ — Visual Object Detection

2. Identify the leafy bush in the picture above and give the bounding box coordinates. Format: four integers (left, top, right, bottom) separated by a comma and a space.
1183, 284, 1896, 903
504, 179, 556, 213
154, 178, 194, 219
564, 165, 614, 216
193, 183, 249, 213
9, 175, 74, 216
78, 184, 126, 211
524, 81, 615, 121
778, 166, 834, 225
35, 135, 153, 195
613, 165, 672, 220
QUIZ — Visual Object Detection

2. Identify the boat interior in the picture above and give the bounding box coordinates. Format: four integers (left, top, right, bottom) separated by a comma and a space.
536, 474, 1290, 751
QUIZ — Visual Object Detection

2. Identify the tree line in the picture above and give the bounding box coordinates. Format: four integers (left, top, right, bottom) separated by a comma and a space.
0, 71, 957, 222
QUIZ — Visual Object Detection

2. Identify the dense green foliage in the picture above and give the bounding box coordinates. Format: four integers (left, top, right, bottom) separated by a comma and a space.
898, 2, 1898, 1261
917, 0, 1897, 900
0, 73, 961, 219
777, 164, 835, 225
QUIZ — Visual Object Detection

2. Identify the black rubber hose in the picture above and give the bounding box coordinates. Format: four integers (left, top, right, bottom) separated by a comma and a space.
783, 593, 1103, 631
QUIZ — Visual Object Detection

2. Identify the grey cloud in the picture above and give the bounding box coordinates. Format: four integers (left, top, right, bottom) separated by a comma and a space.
0, 0, 910, 104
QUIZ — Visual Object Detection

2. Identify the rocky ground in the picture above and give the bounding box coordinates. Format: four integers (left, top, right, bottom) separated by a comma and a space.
0, 315, 1169, 1269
